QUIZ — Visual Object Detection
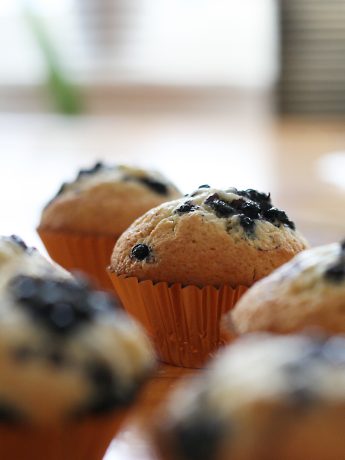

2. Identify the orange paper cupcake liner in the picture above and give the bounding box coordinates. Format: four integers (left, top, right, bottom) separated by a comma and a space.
108, 272, 248, 368
0, 411, 127, 460
37, 228, 118, 291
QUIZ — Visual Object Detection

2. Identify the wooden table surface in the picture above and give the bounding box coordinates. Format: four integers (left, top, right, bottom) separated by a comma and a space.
0, 113, 344, 458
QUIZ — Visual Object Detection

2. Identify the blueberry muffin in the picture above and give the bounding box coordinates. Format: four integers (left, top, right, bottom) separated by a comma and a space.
0, 272, 154, 459
111, 186, 308, 287
37, 162, 181, 290
40, 162, 181, 235
155, 333, 345, 460
230, 240, 345, 335
109, 186, 308, 367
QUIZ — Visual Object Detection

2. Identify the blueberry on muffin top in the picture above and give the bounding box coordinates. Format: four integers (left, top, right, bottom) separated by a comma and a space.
324, 240, 345, 283
0, 235, 69, 288
193, 187, 295, 232
111, 186, 308, 287
39, 163, 182, 234
50, 162, 178, 203
0, 273, 154, 424
0, 235, 33, 261
156, 334, 345, 460
10, 275, 115, 336
230, 241, 345, 335
7, 235, 30, 252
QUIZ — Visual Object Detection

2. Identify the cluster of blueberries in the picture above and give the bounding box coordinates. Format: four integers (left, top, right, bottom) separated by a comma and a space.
6, 234, 36, 254
53, 161, 170, 202
7, 270, 139, 418
10, 275, 117, 336
130, 186, 297, 262
178, 185, 295, 233
174, 336, 345, 460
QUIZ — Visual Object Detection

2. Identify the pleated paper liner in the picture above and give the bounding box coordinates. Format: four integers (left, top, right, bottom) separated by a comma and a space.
37, 227, 118, 291
108, 272, 248, 368
0, 410, 126, 460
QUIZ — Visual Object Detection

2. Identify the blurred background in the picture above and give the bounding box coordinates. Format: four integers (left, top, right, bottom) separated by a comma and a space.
0, 0, 344, 249
0, 4, 344, 458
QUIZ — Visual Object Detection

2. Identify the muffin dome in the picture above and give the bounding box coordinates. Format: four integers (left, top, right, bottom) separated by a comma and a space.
0, 235, 33, 265
0, 273, 154, 425
0, 235, 68, 285
156, 333, 345, 460
39, 162, 181, 235
230, 240, 345, 335
111, 186, 308, 286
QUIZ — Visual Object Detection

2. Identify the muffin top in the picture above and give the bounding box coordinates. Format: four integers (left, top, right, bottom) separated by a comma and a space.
156, 333, 345, 460
0, 235, 69, 287
0, 273, 154, 425
230, 241, 345, 335
39, 162, 182, 234
111, 186, 308, 287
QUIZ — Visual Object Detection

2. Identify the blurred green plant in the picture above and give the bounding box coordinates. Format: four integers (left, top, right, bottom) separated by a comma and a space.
25, 5, 83, 115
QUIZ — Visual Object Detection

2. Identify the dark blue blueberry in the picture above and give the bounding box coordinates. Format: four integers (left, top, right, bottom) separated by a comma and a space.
77, 161, 104, 179
75, 363, 135, 416
8, 235, 28, 251
258, 200, 273, 212
55, 182, 67, 197
205, 194, 235, 218
174, 416, 225, 460
0, 404, 24, 424
123, 175, 169, 195
231, 199, 261, 219
323, 242, 345, 283
44, 183, 68, 208
14, 276, 37, 300
50, 303, 76, 330
47, 162, 106, 207
324, 261, 345, 283
176, 201, 197, 214
239, 215, 255, 233
10, 275, 117, 336
88, 363, 114, 389
204, 188, 295, 231
198, 184, 210, 189
240, 202, 261, 219
288, 386, 316, 409
282, 359, 318, 409
263, 207, 295, 230
229, 198, 246, 210
237, 189, 271, 205
138, 177, 168, 195
131, 243, 151, 261
263, 207, 285, 222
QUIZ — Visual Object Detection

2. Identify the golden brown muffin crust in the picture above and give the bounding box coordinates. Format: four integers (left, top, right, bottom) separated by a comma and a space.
40, 163, 181, 235
111, 186, 308, 287
155, 333, 345, 460
230, 241, 345, 334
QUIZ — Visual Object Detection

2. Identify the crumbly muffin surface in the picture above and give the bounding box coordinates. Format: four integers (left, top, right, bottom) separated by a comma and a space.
40, 163, 181, 234
0, 273, 154, 425
111, 186, 308, 286
230, 241, 345, 334
0, 235, 69, 288
156, 333, 345, 460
